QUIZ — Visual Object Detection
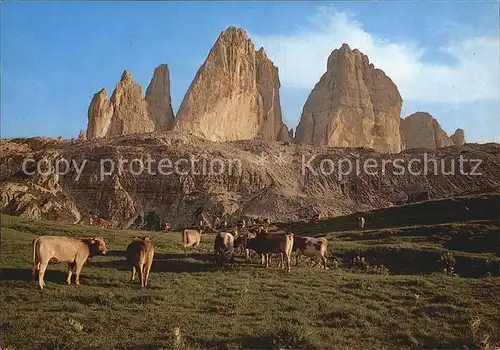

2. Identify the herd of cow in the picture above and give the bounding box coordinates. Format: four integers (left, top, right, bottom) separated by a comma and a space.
31, 216, 367, 290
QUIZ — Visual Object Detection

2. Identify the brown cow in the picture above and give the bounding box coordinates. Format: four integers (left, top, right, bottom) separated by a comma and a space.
241, 229, 294, 272
214, 232, 235, 266
291, 236, 328, 269
90, 217, 112, 229
32, 236, 108, 289
234, 231, 256, 262
182, 228, 203, 256
125, 236, 155, 288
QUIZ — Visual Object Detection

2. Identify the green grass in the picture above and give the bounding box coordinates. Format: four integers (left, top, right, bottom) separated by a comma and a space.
1, 213, 499, 349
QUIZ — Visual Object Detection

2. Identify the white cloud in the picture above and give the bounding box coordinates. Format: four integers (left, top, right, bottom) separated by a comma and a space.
251, 7, 499, 104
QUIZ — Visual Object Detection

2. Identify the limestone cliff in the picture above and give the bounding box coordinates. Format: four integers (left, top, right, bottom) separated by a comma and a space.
1, 135, 499, 228
400, 112, 455, 149
175, 26, 289, 142
294, 44, 403, 153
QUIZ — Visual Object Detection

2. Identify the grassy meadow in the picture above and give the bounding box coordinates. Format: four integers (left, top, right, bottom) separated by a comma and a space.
1, 195, 500, 349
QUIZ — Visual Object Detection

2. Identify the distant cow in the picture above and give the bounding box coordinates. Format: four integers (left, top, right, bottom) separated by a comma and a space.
292, 236, 328, 270
214, 232, 235, 266
125, 237, 155, 288
242, 229, 294, 272
358, 216, 366, 229
32, 236, 108, 289
310, 214, 320, 223
234, 231, 256, 262
182, 228, 203, 255
164, 222, 172, 233
90, 217, 112, 229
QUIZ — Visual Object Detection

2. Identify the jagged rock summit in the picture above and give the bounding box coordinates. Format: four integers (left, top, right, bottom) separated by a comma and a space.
145, 64, 175, 131
174, 26, 290, 142
451, 128, 466, 146
87, 88, 114, 139
106, 70, 155, 137
86, 66, 174, 140
294, 43, 403, 153
400, 112, 456, 149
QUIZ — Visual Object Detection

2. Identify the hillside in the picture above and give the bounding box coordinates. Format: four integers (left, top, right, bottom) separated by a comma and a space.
1, 133, 499, 230
1, 193, 499, 348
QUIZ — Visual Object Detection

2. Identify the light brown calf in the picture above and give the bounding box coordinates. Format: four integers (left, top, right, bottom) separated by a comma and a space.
125, 237, 155, 288
32, 236, 108, 289
182, 228, 203, 255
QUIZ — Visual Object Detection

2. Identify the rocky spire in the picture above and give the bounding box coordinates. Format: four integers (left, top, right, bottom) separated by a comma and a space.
145, 64, 175, 131
174, 26, 290, 142
294, 43, 403, 153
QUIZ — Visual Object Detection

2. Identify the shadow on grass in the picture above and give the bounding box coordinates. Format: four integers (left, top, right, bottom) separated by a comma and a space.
0, 268, 66, 282
91, 252, 222, 273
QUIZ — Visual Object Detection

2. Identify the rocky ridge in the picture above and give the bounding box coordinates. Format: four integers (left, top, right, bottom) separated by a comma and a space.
87, 67, 174, 139
1, 134, 498, 228
400, 112, 464, 150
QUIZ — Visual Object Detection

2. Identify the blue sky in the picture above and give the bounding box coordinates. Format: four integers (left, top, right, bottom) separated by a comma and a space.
1, 1, 499, 143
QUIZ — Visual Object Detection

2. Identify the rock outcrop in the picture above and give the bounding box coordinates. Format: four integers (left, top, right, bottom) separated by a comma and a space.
175, 26, 289, 142
294, 44, 403, 153
145, 64, 175, 131
106, 70, 155, 137
78, 130, 87, 140
86, 67, 175, 140
400, 112, 455, 149
87, 88, 114, 139
451, 128, 466, 146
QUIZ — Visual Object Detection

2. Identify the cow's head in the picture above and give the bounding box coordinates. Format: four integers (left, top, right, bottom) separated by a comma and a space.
255, 226, 267, 235
88, 236, 108, 256
234, 235, 247, 249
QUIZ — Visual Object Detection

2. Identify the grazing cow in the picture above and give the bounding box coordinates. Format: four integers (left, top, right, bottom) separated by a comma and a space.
292, 236, 328, 269
125, 237, 155, 288
182, 228, 203, 256
32, 236, 108, 289
241, 229, 294, 272
234, 231, 256, 262
164, 222, 171, 233
214, 232, 235, 266
310, 214, 320, 223
358, 216, 366, 229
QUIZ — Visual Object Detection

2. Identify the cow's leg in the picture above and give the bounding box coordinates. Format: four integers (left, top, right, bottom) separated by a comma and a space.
144, 260, 153, 287
277, 253, 284, 269
31, 262, 38, 281
321, 254, 327, 270
66, 263, 74, 285
38, 262, 48, 289
296, 251, 301, 266
286, 252, 291, 273
138, 263, 144, 288
74, 261, 84, 285
131, 266, 136, 281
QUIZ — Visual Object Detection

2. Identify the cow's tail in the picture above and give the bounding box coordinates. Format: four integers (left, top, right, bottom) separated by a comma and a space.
32, 238, 41, 271
182, 230, 187, 248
